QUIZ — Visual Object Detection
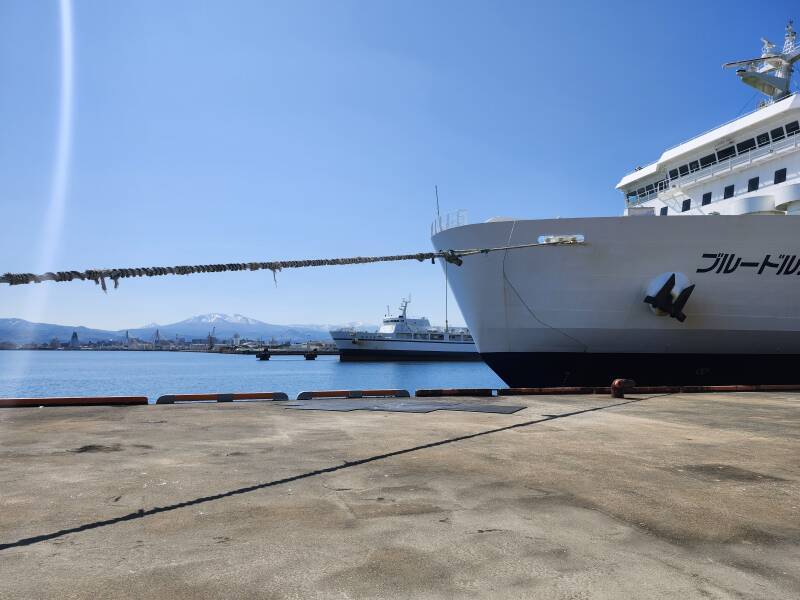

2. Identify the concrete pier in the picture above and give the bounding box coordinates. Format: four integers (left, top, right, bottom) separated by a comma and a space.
1, 392, 798, 599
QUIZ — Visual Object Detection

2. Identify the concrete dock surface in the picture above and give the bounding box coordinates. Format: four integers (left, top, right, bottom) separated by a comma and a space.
1, 392, 798, 599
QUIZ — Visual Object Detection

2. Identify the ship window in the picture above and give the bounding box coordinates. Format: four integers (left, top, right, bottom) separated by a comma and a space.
679, 164, 689, 176
645, 184, 654, 194
637, 187, 645, 197
771, 126, 785, 141
716, 146, 736, 161
724, 184, 734, 199
669, 168, 679, 180
660, 207, 668, 216
757, 132, 770, 147
689, 160, 700, 172
786, 120, 799, 136
464, 335, 473, 342
657, 179, 667, 191
702, 192, 712, 205
397, 333, 412, 339
748, 176, 759, 192
736, 138, 756, 154
626, 192, 637, 202
681, 199, 691, 212
700, 153, 717, 167
775, 167, 787, 184
430, 333, 444, 340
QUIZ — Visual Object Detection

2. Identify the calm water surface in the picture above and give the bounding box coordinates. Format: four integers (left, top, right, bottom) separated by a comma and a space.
0, 351, 504, 402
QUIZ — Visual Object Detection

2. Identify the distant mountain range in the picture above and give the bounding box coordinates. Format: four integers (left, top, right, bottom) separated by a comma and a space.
0, 313, 361, 344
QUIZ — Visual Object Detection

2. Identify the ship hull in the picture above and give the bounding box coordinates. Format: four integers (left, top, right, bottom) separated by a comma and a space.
432, 216, 800, 387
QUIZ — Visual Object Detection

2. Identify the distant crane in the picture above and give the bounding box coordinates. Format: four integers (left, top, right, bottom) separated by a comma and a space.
207, 326, 215, 350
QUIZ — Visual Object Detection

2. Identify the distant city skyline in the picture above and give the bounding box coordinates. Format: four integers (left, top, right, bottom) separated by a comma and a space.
0, 311, 340, 347
1, 1, 796, 329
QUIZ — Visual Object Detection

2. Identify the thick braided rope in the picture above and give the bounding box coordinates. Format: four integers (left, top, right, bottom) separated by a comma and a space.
0, 241, 581, 289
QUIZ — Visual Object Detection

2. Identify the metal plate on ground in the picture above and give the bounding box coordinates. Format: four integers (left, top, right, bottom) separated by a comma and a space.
279, 399, 525, 414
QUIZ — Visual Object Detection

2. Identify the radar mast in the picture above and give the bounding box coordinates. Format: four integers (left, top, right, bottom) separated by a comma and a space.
723, 20, 800, 105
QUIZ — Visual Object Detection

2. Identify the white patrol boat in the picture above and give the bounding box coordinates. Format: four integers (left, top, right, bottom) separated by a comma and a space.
432, 21, 800, 387
329, 298, 479, 361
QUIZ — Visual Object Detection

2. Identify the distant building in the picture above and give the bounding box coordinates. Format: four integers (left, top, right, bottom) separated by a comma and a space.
232, 333, 241, 347
69, 331, 79, 349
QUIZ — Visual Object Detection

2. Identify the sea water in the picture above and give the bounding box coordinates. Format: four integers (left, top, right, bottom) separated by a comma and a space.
0, 351, 504, 402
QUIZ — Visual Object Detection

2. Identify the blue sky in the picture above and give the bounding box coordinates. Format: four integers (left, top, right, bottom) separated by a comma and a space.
0, 0, 796, 329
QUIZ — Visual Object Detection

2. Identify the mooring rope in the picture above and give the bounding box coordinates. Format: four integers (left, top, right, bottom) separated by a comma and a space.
0, 240, 582, 290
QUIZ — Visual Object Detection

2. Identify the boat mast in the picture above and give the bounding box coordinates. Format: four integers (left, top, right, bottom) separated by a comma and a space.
399, 296, 410, 320
435, 185, 450, 333
444, 261, 449, 333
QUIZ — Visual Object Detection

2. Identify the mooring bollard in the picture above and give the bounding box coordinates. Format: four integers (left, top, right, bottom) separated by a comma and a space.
611, 379, 637, 399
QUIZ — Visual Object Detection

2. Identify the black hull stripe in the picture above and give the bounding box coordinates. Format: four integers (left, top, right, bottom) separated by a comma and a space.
481, 352, 800, 387
332, 337, 474, 346
339, 349, 482, 362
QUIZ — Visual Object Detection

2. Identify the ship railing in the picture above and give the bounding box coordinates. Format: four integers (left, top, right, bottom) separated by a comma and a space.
627, 131, 800, 205
431, 209, 468, 236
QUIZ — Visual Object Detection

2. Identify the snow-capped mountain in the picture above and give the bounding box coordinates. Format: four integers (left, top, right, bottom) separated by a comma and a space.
173, 313, 264, 326
128, 313, 326, 342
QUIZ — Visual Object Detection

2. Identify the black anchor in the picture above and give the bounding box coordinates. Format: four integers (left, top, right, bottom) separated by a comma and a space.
644, 273, 696, 323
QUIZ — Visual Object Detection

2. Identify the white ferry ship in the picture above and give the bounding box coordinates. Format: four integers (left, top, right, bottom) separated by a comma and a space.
432, 21, 800, 387
329, 298, 479, 361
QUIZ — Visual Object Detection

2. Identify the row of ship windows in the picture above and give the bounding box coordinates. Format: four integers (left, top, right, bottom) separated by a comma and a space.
628, 118, 800, 202
366, 332, 474, 341
660, 167, 787, 214
394, 332, 474, 341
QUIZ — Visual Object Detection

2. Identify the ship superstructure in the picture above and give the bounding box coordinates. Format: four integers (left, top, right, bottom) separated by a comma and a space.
431, 21, 800, 387
619, 21, 800, 217
329, 298, 479, 361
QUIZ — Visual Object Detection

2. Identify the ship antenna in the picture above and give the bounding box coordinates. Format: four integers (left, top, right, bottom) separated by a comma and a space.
435, 185, 449, 332
723, 19, 800, 106
784, 19, 796, 53
435, 185, 441, 233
